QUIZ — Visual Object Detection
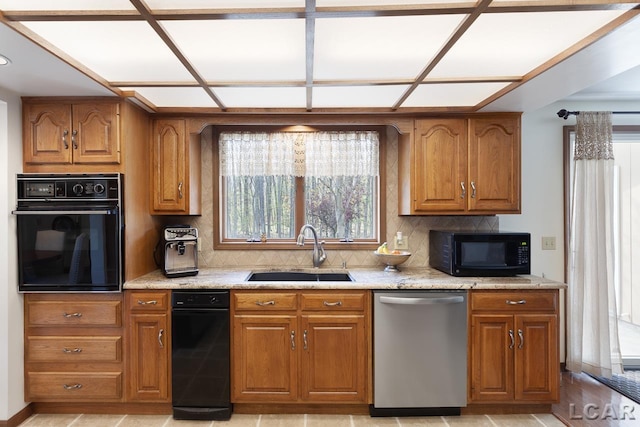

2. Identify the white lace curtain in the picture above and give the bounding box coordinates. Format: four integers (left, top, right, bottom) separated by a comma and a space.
566, 111, 623, 377
219, 131, 379, 177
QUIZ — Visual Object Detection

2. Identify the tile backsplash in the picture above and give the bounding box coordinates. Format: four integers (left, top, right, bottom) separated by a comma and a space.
181, 126, 498, 269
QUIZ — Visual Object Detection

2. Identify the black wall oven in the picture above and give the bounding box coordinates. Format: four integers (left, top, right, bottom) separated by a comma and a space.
13, 173, 123, 292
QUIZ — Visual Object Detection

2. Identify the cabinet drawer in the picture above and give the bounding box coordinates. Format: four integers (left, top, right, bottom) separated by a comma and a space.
26, 336, 122, 363
470, 291, 558, 312
300, 293, 365, 311
234, 292, 297, 311
127, 291, 169, 312
26, 300, 122, 327
26, 372, 122, 401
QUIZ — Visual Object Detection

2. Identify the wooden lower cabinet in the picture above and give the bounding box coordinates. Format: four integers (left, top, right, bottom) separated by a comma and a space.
231, 290, 370, 404
468, 290, 559, 404
24, 293, 124, 402
125, 290, 171, 402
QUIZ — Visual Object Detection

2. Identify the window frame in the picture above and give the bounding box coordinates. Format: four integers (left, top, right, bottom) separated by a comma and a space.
213, 125, 386, 250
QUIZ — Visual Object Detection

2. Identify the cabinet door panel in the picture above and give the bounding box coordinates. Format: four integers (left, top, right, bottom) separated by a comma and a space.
470, 314, 514, 402
514, 314, 559, 402
72, 103, 120, 164
152, 119, 187, 212
413, 119, 467, 212
128, 313, 169, 401
300, 315, 366, 402
23, 103, 72, 164
232, 315, 297, 402
468, 117, 520, 212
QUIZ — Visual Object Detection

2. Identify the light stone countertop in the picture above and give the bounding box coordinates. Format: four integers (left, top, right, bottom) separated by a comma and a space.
124, 267, 566, 290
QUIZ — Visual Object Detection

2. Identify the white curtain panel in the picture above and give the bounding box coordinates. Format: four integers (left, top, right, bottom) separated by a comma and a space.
567, 111, 623, 377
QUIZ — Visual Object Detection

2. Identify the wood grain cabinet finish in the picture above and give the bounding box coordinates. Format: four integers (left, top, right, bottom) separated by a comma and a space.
468, 290, 559, 404
24, 293, 124, 403
399, 114, 521, 215
125, 290, 171, 402
151, 119, 201, 215
231, 290, 370, 404
23, 99, 121, 166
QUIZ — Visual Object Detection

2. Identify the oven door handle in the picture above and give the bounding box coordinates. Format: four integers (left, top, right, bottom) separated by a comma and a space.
12, 209, 116, 215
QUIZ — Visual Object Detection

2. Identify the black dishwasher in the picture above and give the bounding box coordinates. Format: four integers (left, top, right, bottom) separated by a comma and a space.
172, 290, 231, 420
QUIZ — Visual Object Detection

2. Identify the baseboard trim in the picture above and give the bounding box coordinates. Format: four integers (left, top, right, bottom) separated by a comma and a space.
233, 403, 370, 415
31, 402, 172, 415
0, 404, 33, 427
463, 403, 552, 415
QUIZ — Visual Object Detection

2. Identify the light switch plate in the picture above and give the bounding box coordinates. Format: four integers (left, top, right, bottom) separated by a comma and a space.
541, 236, 556, 251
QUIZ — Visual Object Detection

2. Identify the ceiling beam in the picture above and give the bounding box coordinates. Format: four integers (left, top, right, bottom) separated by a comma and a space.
306, 0, 316, 111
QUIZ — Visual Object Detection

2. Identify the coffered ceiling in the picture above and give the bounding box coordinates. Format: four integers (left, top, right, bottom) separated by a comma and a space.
1, 0, 639, 113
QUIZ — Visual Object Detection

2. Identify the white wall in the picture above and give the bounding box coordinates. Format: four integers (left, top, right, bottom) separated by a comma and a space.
0, 88, 26, 421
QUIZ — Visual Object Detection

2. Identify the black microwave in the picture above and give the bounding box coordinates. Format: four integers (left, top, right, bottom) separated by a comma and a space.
429, 230, 530, 277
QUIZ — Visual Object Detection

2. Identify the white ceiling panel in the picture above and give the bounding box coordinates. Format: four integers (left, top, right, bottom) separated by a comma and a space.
314, 15, 465, 81
403, 82, 511, 107
147, 0, 304, 8
21, 21, 194, 82
162, 19, 306, 82
429, 10, 630, 78
313, 85, 409, 108
317, 0, 469, 6
213, 87, 306, 108
127, 87, 219, 108
0, 0, 134, 10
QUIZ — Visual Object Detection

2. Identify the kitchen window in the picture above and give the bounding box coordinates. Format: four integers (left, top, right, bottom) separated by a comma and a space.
214, 128, 384, 249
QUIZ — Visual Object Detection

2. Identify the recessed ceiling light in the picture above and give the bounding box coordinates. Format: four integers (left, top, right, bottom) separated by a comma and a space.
0, 54, 11, 66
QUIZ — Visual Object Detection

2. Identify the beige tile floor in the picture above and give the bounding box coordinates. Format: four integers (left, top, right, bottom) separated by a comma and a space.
19, 412, 566, 427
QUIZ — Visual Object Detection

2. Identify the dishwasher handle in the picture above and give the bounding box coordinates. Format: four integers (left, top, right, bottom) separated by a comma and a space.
379, 295, 465, 305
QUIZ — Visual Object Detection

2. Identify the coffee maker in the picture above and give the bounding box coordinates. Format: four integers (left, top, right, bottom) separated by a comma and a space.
160, 225, 199, 278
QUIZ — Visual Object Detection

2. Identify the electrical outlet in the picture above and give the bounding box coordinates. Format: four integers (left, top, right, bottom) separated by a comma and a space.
541, 236, 556, 251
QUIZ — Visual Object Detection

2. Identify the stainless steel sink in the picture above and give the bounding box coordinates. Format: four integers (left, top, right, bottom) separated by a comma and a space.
246, 271, 353, 282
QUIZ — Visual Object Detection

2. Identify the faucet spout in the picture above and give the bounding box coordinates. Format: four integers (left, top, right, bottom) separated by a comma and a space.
296, 224, 326, 268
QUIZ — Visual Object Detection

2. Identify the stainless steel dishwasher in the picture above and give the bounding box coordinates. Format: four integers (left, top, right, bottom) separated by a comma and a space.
370, 290, 467, 417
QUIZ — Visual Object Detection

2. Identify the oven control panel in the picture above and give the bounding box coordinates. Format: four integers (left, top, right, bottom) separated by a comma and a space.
17, 174, 121, 200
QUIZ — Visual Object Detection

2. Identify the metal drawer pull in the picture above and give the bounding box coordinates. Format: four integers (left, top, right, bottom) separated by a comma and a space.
178, 181, 184, 199
506, 299, 526, 305
470, 181, 476, 198
518, 329, 524, 349
63, 383, 82, 390
137, 300, 158, 305
158, 329, 165, 348
303, 329, 308, 350
508, 329, 515, 349
290, 330, 296, 350
256, 300, 276, 306
323, 301, 342, 307
62, 347, 83, 353
63, 312, 82, 318
62, 130, 69, 149
72, 129, 78, 149
460, 182, 466, 199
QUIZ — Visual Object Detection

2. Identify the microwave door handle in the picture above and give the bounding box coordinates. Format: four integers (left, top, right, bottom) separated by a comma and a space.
12, 209, 115, 215
379, 296, 465, 305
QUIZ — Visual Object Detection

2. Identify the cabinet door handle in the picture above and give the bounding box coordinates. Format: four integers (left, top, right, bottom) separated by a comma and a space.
323, 301, 342, 307
178, 181, 183, 199
508, 329, 515, 349
460, 182, 466, 199
137, 300, 158, 305
290, 330, 296, 351
158, 328, 165, 348
255, 300, 275, 306
506, 299, 526, 305
62, 347, 83, 354
63, 383, 82, 390
303, 329, 308, 350
518, 329, 524, 349
72, 129, 78, 149
470, 181, 476, 198
62, 130, 69, 149
63, 312, 82, 318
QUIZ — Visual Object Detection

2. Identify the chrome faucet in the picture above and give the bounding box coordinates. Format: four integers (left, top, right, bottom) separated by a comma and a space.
296, 224, 326, 268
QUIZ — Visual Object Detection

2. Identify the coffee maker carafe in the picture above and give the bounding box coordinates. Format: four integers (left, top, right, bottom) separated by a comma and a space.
161, 225, 198, 278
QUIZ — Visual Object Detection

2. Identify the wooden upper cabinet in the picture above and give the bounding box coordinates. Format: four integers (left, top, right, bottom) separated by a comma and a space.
399, 114, 521, 215
151, 118, 201, 215
468, 116, 520, 213
23, 100, 120, 166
